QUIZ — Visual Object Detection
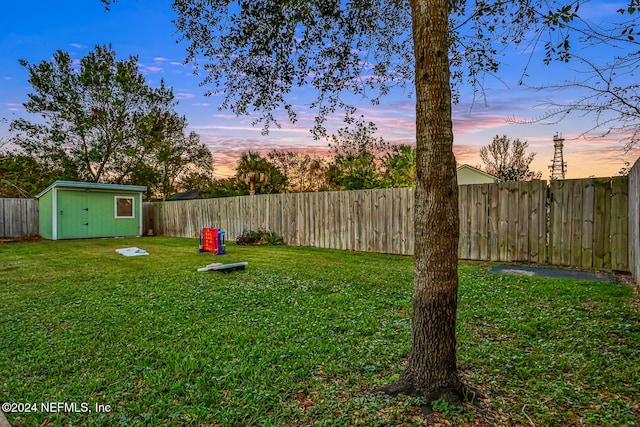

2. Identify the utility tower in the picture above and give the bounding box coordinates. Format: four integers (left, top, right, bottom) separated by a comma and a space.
549, 133, 567, 180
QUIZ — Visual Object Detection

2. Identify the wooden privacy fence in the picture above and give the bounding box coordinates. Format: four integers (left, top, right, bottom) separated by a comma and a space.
0, 198, 39, 238
146, 177, 630, 270
549, 177, 628, 271
145, 188, 415, 255
147, 183, 547, 264
458, 181, 547, 263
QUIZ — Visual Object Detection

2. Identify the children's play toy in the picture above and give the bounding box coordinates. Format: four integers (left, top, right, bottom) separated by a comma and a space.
199, 227, 226, 255
197, 262, 248, 273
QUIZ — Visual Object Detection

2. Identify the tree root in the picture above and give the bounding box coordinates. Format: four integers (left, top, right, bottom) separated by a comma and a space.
374, 379, 417, 397
375, 377, 487, 417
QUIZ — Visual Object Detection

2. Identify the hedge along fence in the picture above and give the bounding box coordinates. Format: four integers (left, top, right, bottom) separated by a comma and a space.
0, 198, 39, 238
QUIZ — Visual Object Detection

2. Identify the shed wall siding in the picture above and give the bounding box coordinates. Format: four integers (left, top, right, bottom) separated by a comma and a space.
39, 187, 142, 240
55, 189, 141, 239
38, 191, 53, 239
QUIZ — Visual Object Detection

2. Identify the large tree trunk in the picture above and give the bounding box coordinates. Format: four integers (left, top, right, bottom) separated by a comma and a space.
407, 0, 461, 398
407, 0, 462, 398
381, 0, 464, 403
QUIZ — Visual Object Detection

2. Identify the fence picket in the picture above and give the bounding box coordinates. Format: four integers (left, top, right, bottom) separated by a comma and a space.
571, 180, 584, 267
488, 183, 499, 261
498, 184, 510, 261
459, 185, 470, 259
517, 181, 530, 262
581, 180, 595, 269
611, 176, 629, 271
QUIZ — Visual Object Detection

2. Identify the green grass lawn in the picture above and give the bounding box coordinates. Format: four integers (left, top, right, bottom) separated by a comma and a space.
0, 237, 638, 426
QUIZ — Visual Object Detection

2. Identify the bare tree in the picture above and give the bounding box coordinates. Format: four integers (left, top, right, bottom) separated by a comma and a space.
518, 54, 639, 149
511, 7, 640, 151
480, 135, 542, 181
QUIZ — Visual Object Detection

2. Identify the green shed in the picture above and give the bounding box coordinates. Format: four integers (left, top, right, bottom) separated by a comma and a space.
36, 180, 147, 240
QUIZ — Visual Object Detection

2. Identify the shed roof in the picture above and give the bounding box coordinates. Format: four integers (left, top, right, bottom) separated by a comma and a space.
36, 180, 147, 199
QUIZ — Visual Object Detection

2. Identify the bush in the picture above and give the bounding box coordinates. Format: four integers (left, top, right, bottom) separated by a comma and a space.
235, 229, 285, 246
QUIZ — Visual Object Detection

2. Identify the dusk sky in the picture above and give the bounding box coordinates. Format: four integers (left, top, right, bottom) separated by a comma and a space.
1, 0, 638, 178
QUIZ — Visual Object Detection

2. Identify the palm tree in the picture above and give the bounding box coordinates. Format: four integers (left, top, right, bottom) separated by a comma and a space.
237, 151, 270, 195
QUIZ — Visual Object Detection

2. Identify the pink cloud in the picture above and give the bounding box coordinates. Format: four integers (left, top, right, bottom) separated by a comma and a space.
202, 136, 332, 178
452, 114, 510, 135
453, 145, 481, 163
391, 101, 414, 110
378, 118, 414, 131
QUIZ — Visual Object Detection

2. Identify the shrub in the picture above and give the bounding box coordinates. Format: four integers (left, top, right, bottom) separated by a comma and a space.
235, 229, 285, 246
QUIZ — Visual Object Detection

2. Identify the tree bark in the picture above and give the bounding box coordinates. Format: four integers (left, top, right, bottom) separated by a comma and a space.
380, 0, 464, 403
